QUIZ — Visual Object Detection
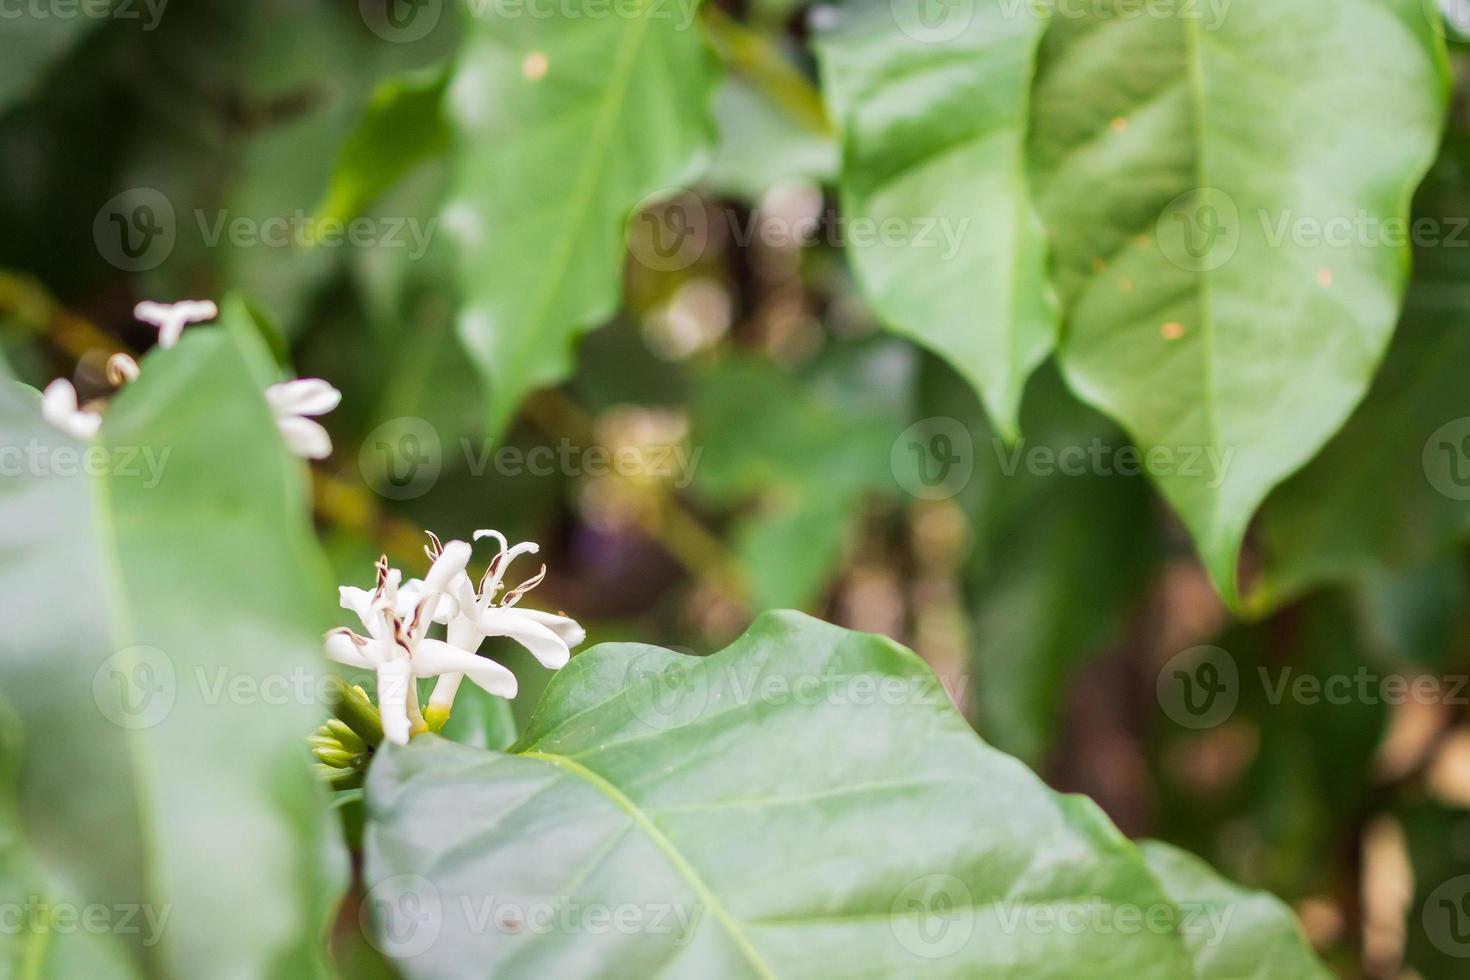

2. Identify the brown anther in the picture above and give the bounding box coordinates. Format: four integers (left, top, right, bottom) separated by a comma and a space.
501, 564, 547, 607
374, 554, 390, 590
424, 530, 443, 562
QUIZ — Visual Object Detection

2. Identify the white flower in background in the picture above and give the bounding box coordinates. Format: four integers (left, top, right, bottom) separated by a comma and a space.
421, 529, 585, 726
40, 379, 101, 440
323, 531, 584, 744
264, 378, 341, 460
133, 299, 218, 349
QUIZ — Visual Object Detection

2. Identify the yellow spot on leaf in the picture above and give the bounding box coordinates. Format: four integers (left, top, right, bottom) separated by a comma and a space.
1316, 267, 1333, 287
1161, 321, 1185, 340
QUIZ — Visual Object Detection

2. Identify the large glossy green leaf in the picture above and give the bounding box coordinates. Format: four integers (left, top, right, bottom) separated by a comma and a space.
0, 307, 344, 977
1027, 0, 1449, 601
363, 611, 1325, 978
444, 0, 717, 434
817, 0, 1057, 440
1250, 137, 1470, 611
1138, 842, 1330, 979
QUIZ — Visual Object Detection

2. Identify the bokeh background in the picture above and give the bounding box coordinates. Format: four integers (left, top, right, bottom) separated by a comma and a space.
3, 2, 1470, 977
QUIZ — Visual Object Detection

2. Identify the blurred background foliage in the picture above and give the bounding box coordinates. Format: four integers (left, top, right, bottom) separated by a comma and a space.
2, 1, 1470, 976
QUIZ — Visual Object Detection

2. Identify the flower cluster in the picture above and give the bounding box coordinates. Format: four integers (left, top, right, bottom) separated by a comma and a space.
39, 299, 340, 460
324, 531, 583, 744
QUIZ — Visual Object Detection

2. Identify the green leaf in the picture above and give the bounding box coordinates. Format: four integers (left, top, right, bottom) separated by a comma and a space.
704, 77, 837, 201
951, 365, 1156, 764
0, 7, 107, 111
1138, 842, 1331, 979
817, 0, 1057, 440
316, 66, 452, 226
363, 611, 1326, 978
691, 344, 915, 609
444, 0, 718, 434
1250, 137, 1470, 611
0, 309, 345, 976
1027, 0, 1449, 602
0, 695, 137, 979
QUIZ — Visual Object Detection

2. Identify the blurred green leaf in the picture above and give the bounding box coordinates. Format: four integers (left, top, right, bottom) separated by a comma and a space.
0, 7, 107, 111
363, 612, 1326, 978
816, 0, 1056, 440
444, 0, 718, 434
0, 310, 344, 976
1028, 0, 1449, 602
1399, 799, 1470, 979
317, 65, 451, 226
957, 366, 1156, 764
692, 343, 914, 609
704, 77, 836, 201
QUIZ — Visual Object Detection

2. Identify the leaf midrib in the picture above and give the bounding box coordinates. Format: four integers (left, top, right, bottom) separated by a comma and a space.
519, 749, 778, 980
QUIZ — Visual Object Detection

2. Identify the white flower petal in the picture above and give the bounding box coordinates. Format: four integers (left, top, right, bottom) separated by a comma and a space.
414, 639, 517, 699
264, 378, 341, 418
40, 380, 101, 440
472, 529, 509, 549
339, 586, 375, 624
477, 607, 571, 669
376, 658, 414, 745
324, 629, 375, 670
513, 609, 586, 650
276, 416, 332, 459
41, 378, 78, 417
134, 299, 217, 349
423, 540, 472, 593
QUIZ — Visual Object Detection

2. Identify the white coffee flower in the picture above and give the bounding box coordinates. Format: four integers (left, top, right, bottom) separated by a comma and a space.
422, 529, 585, 724
264, 379, 340, 460
325, 541, 515, 745
133, 299, 218, 349
324, 531, 584, 743
40, 379, 102, 440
